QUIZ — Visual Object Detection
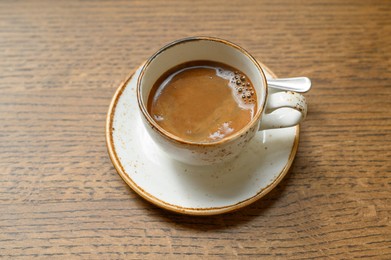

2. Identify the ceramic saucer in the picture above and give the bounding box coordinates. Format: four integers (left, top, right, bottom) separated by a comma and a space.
106, 63, 299, 215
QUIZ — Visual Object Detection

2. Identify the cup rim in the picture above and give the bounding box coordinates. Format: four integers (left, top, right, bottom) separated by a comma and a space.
137, 36, 268, 147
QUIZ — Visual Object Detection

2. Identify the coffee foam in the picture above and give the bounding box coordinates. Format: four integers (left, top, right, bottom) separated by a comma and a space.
217, 67, 256, 118
209, 121, 234, 140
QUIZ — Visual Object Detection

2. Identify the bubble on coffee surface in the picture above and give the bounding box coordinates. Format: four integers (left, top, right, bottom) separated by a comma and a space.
213, 67, 257, 120
153, 114, 164, 121
229, 71, 256, 114
216, 68, 256, 104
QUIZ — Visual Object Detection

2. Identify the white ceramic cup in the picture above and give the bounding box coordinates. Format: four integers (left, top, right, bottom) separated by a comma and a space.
137, 36, 307, 165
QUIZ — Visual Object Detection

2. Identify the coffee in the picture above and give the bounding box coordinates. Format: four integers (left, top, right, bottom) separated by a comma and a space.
147, 60, 257, 143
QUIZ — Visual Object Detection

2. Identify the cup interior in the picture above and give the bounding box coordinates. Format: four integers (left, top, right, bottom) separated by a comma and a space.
137, 37, 267, 143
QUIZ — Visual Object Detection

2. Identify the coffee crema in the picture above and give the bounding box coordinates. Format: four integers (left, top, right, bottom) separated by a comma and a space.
147, 61, 257, 143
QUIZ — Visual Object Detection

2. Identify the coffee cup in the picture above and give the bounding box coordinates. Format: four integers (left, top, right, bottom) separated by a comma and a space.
137, 36, 307, 165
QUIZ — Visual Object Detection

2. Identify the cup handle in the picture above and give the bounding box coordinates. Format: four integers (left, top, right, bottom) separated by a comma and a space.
259, 91, 307, 130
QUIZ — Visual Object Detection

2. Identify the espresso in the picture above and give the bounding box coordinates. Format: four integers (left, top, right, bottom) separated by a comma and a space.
147, 61, 257, 143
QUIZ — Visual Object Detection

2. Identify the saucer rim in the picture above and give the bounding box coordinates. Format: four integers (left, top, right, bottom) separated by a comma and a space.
106, 62, 300, 216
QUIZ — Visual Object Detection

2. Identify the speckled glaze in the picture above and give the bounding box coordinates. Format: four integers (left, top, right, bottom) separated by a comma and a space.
137, 37, 307, 165
106, 63, 300, 215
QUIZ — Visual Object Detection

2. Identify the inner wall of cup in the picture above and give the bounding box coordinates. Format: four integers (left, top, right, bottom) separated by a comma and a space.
140, 39, 266, 114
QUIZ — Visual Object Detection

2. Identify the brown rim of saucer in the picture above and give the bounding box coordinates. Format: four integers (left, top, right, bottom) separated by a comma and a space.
136, 36, 269, 147
106, 61, 300, 216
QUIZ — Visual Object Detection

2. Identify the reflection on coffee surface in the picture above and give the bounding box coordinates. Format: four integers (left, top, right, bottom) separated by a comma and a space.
147, 61, 257, 143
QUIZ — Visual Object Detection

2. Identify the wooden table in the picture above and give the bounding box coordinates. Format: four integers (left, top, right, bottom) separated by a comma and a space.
1, 0, 390, 258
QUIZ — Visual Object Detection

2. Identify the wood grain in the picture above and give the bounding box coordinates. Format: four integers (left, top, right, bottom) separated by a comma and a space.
1, 0, 390, 258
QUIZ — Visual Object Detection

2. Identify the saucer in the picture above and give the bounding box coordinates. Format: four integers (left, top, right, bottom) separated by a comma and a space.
106, 63, 299, 215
